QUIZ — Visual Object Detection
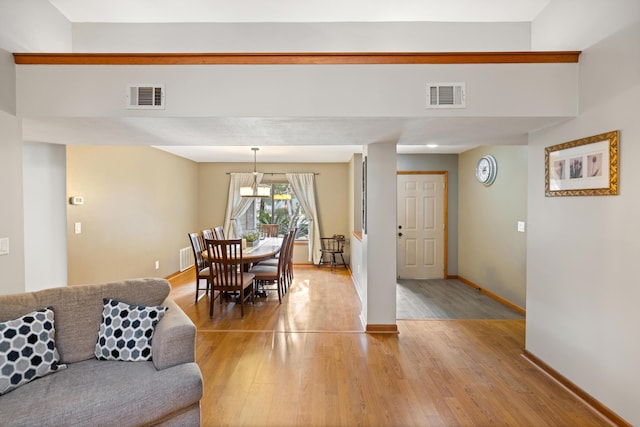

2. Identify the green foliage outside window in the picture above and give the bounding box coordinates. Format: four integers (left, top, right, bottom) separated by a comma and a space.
254, 183, 309, 240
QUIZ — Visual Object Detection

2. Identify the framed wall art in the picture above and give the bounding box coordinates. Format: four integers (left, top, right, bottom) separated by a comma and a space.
362, 156, 367, 234
545, 130, 619, 197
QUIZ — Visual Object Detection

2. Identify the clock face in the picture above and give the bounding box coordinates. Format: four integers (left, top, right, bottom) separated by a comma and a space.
476, 155, 497, 185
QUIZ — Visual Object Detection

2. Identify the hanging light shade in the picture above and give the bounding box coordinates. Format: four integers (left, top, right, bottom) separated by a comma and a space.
240, 147, 272, 198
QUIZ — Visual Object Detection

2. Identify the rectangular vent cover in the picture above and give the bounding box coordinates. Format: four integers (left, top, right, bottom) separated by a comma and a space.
179, 246, 194, 272
426, 83, 465, 108
127, 85, 165, 109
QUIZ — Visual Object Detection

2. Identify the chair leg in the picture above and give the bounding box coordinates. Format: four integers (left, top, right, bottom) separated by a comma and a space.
209, 287, 214, 317
196, 277, 208, 303
338, 253, 348, 269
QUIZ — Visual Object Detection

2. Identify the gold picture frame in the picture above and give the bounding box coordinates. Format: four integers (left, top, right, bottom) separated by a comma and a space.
545, 130, 619, 197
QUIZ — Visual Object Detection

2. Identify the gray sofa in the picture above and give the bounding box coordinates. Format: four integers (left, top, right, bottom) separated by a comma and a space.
0, 278, 203, 426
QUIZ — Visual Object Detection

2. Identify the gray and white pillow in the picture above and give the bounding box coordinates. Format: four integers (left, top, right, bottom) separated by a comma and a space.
95, 298, 168, 362
0, 307, 67, 395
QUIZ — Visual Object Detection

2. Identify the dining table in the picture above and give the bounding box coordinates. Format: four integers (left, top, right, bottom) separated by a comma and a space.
202, 236, 282, 267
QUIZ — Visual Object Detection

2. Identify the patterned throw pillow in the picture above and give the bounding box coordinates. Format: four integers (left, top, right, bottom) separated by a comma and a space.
95, 298, 168, 362
0, 307, 67, 395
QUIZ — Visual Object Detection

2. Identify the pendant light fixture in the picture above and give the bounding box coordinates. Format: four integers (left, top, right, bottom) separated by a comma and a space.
240, 147, 271, 198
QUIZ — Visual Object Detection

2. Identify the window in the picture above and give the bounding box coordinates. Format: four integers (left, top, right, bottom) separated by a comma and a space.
237, 182, 309, 240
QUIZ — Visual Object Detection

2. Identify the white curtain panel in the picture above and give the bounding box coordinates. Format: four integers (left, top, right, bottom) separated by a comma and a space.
223, 172, 264, 239
286, 173, 322, 264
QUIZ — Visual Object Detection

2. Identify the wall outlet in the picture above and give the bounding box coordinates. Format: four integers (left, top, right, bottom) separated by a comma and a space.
74, 222, 82, 234
517, 221, 526, 233
155, 260, 160, 270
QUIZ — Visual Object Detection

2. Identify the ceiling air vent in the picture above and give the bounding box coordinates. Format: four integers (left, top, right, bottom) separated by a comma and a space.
426, 83, 465, 108
127, 85, 165, 109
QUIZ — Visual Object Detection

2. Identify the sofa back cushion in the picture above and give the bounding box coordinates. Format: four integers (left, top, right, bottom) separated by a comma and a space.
0, 278, 170, 363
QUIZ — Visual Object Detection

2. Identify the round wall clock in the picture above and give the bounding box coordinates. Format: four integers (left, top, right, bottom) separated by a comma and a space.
475, 155, 498, 186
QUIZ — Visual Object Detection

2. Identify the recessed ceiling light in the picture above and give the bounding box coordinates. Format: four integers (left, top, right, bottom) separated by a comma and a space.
426, 144, 439, 148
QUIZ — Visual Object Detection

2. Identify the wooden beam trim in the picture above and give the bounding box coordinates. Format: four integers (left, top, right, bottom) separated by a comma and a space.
13, 51, 580, 65
522, 350, 632, 427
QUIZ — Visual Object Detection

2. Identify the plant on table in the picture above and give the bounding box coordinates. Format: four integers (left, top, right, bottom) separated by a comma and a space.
242, 230, 260, 246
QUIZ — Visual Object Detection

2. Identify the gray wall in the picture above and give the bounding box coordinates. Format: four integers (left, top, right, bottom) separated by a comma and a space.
397, 154, 459, 276
458, 146, 528, 308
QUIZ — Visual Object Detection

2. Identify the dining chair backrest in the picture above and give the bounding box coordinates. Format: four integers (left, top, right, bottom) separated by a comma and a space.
205, 239, 246, 290
259, 223, 279, 238
204, 238, 255, 317
285, 228, 297, 271
320, 235, 344, 254
276, 232, 290, 272
213, 226, 225, 240
202, 228, 215, 241
188, 232, 206, 270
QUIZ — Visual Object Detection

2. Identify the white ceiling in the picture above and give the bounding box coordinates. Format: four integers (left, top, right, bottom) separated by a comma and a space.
49, 0, 551, 24
35, 0, 557, 163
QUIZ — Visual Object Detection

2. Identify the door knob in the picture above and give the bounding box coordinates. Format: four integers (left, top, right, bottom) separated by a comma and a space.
398, 232, 403, 237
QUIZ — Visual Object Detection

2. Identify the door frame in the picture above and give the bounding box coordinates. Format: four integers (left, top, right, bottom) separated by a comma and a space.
397, 171, 449, 278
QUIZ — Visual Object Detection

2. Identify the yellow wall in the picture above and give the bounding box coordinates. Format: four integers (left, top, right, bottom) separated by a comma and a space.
66, 146, 198, 285
66, 149, 351, 285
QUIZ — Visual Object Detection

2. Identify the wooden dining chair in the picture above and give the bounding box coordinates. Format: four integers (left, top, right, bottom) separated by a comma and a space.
204, 238, 255, 318
188, 232, 211, 303
202, 228, 215, 241
249, 232, 290, 303
283, 228, 297, 289
259, 223, 280, 238
213, 225, 225, 239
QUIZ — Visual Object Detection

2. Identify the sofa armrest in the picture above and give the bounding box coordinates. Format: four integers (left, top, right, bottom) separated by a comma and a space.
152, 297, 197, 370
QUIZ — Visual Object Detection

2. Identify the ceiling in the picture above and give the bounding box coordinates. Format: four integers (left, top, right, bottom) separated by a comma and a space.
36, 0, 557, 163
49, 0, 551, 23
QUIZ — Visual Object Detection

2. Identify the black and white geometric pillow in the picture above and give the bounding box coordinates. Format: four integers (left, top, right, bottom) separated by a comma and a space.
0, 307, 67, 395
95, 298, 168, 362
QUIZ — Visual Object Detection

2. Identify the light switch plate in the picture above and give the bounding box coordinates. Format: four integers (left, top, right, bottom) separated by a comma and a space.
0, 237, 9, 255
74, 222, 82, 234
517, 221, 526, 233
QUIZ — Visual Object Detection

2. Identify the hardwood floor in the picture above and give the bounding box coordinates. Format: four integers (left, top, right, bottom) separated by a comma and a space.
169, 266, 611, 426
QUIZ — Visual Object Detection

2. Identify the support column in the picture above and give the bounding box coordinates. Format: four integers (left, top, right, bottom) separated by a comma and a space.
363, 142, 397, 333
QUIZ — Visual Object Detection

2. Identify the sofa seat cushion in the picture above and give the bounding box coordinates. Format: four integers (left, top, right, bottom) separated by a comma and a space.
0, 358, 203, 427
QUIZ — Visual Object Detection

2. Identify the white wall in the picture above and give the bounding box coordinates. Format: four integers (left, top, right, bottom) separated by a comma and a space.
0, 110, 25, 295
527, 19, 640, 425
532, 0, 640, 50
0, 48, 24, 294
0, 2, 72, 295
363, 142, 397, 327
16, 63, 578, 121
22, 142, 67, 291
72, 22, 531, 53
0, 0, 71, 52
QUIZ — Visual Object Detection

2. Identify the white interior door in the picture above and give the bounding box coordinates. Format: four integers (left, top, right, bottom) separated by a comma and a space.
397, 173, 445, 279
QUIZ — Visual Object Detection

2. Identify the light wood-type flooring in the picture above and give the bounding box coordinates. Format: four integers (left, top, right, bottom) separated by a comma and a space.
169, 266, 611, 426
